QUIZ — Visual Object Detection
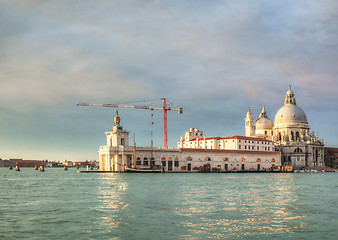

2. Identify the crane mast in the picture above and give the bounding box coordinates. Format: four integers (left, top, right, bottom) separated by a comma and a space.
77, 98, 183, 148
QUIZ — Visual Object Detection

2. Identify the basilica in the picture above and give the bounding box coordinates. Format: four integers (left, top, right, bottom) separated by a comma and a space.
245, 86, 325, 169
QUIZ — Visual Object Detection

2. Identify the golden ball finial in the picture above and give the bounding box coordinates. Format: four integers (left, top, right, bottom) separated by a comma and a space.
114, 110, 120, 126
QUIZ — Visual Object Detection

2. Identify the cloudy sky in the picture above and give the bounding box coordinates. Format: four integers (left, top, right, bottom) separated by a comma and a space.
1, 0, 337, 162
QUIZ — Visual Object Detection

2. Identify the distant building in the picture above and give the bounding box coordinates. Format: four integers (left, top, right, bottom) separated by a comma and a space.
0, 159, 14, 168
324, 147, 338, 169
63, 161, 73, 167
11, 159, 47, 167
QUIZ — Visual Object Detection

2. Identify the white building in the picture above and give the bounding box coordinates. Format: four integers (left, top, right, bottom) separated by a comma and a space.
245, 86, 325, 169
99, 114, 281, 172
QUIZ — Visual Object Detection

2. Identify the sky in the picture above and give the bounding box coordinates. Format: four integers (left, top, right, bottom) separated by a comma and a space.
0, 0, 337, 162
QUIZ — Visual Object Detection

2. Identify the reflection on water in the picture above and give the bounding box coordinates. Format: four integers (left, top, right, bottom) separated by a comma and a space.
1, 169, 336, 239
96, 174, 130, 229
92, 173, 337, 239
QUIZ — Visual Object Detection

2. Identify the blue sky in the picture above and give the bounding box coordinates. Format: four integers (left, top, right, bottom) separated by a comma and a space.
0, 0, 337, 161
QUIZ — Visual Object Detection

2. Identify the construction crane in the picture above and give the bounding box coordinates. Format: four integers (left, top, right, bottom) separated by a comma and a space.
77, 98, 183, 148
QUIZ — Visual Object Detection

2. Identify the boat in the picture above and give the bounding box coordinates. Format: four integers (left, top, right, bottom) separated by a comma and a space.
272, 165, 293, 172
272, 166, 281, 172
124, 166, 162, 173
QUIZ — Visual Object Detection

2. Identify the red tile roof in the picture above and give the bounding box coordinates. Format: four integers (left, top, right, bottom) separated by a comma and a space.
219, 136, 273, 142
180, 137, 219, 142
180, 135, 272, 142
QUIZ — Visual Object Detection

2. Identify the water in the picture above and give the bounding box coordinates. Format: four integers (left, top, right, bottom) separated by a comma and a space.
0, 168, 337, 240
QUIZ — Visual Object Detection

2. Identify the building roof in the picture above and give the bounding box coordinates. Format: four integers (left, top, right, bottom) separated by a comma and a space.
180, 135, 273, 143
219, 136, 273, 142
180, 136, 219, 142
325, 147, 338, 153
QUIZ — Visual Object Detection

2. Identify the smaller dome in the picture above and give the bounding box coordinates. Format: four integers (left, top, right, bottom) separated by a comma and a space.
255, 117, 274, 130
255, 106, 273, 130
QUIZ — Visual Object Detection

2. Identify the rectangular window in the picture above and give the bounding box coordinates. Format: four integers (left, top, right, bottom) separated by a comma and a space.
174, 161, 179, 167
161, 161, 166, 167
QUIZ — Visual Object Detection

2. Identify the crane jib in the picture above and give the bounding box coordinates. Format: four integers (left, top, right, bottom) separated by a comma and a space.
77, 99, 183, 148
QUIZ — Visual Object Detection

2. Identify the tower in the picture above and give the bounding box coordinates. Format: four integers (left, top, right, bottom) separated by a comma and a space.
245, 108, 254, 137
105, 111, 130, 147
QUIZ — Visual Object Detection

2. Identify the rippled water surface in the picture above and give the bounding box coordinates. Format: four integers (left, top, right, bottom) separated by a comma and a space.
1, 168, 337, 239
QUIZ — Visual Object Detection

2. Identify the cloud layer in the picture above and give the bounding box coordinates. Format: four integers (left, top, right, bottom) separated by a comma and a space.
0, 0, 337, 161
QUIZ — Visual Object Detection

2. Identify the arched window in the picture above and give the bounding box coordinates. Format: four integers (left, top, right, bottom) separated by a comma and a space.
271, 159, 275, 162
186, 156, 192, 161
143, 157, 148, 166
256, 158, 261, 162
224, 157, 228, 161
241, 158, 245, 162
294, 148, 303, 153
291, 131, 294, 141
161, 157, 166, 160
296, 131, 300, 141
168, 157, 172, 161
136, 157, 141, 165
150, 157, 155, 166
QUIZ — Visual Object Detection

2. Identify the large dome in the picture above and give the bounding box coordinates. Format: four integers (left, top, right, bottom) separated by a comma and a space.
274, 104, 308, 124
274, 86, 308, 124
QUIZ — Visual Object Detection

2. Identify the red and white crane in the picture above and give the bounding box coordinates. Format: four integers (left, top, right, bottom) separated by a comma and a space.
77, 98, 183, 148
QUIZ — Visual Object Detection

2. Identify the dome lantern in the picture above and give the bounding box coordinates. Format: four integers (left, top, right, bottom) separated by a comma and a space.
284, 85, 296, 105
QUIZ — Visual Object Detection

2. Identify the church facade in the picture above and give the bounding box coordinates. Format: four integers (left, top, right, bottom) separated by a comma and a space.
245, 86, 325, 169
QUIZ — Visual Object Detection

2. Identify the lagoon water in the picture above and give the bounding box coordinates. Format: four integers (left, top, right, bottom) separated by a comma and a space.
0, 168, 337, 240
